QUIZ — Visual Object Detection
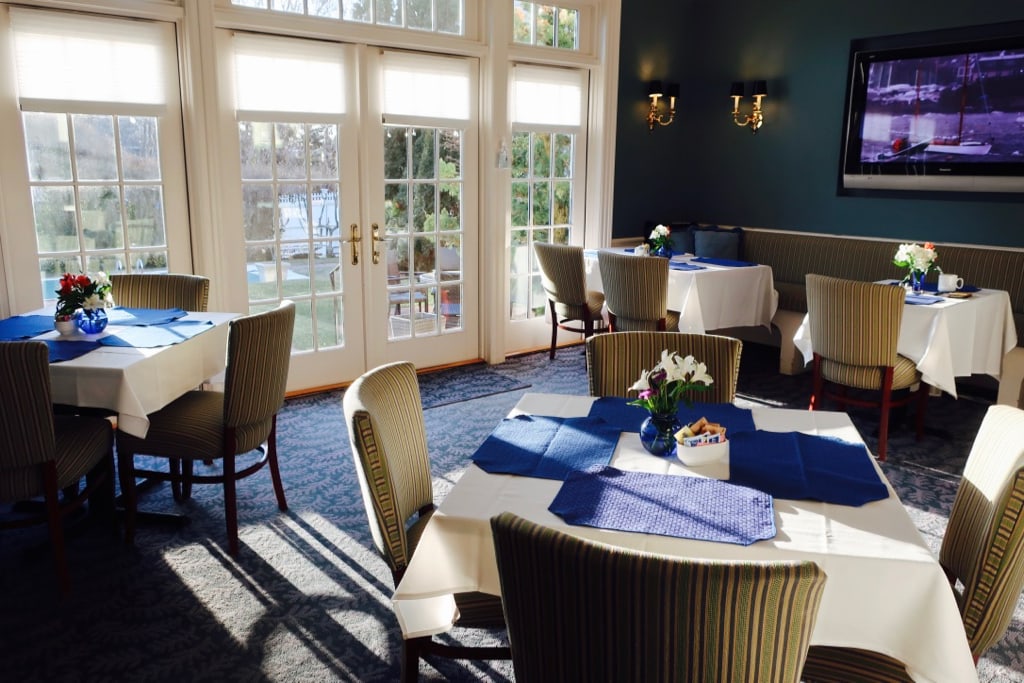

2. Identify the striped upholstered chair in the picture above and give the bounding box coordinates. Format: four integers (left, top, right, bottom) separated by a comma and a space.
586, 331, 743, 403
116, 300, 295, 557
343, 361, 509, 682
0, 341, 117, 595
803, 404, 1024, 681
490, 512, 827, 682
597, 250, 681, 332
533, 242, 606, 359
110, 273, 210, 311
806, 274, 928, 461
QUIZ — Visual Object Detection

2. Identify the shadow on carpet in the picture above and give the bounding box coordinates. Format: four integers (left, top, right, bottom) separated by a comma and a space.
418, 364, 530, 409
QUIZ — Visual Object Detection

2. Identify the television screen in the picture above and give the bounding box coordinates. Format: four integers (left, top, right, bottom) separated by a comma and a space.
839, 23, 1024, 195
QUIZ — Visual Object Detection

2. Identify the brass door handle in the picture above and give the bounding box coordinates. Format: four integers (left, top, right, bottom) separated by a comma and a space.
349, 223, 360, 265
371, 223, 383, 265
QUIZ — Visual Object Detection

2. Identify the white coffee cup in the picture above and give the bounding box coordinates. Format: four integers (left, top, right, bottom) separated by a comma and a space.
938, 273, 964, 292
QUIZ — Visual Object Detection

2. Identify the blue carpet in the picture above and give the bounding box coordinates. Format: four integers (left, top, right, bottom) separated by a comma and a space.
418, 364, 529, 409
0, 342, 1019, 682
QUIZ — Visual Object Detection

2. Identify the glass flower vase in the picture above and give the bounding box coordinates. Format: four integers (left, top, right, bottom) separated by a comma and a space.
652, 244, 672, 259
639, 411, 682, 457
910, 269, 925, 294
75, 308, 108, 334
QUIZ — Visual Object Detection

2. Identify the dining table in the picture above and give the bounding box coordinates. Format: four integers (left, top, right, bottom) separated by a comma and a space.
793, 282, 1018, 398
391, 392, 978, 683
583, 247, 778, 334
0, 307, 236, 437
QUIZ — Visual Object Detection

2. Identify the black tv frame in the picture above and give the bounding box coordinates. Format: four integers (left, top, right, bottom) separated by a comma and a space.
838, 21, 1024, 198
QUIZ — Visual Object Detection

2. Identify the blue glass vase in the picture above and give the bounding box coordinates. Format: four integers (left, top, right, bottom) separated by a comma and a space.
639, 411, 682, 457
652, 244, 672, 258
75, 308, 108, 334
910, 270, 925, 294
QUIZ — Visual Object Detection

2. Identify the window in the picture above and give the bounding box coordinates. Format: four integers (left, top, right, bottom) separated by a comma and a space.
513, 2, 579, 50
508, 65, 586, 321
230, 0, 464, 34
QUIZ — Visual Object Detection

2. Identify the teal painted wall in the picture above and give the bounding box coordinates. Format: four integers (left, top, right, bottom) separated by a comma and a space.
612, 1, 1024, 247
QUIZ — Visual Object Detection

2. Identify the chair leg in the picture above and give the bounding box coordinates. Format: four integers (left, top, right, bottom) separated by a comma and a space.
118, 450, 137, 545
266, 424, 288, 512
42, 462, 71, 596
181, 460, 194, 500
402, 637, 425, 683
810, 354, 824, 411
223, 451, 239, 557
915, 383, 928, 440
169, 458, 182, 502
876, 367, 896, 462
548, 301, 558, 360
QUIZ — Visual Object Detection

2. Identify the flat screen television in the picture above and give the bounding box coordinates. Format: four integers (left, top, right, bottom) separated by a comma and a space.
838, 21, 1024, 196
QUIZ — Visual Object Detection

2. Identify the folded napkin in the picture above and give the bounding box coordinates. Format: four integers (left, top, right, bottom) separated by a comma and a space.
0, 314, 55, 341
728, 431, 888, 506
918, 281, 981, 293
470, 415, 620, 480
45, 339, 101, 363
587, 397, 756, 435
904, 294, 942, 305
98, 320, 214, 348
669, 262, 706, 271
549, 465, 776, 545
691, 256, 756, 268
107, 307, 188, 326
624, 247, 635, 253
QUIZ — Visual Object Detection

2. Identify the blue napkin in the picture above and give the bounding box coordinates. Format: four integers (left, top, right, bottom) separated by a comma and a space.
107, 307, 188, 326
471, 415, 620, 480
692, 256, 756, 268
904, 294, 942, 305
45, 339, 101, 363
728, 431, 889, 506
624, 247, 635, 253
98, 320, 214, 348
918, 281, 981, 293
587, 397, 756, 435
0, 315, 55, 340
669, 262, 706, 271
549, 465, 776, 545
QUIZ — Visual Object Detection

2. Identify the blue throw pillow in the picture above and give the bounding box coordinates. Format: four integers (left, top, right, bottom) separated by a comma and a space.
694, 226, 742, 260
667, 223, 695, 254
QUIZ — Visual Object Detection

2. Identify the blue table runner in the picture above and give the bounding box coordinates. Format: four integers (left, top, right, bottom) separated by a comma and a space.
470, 415, 620, 480
691, 256, 757, 268
728, 430, 888, 506
669, 261, 706, 271
0, 314, 56, 341
904, 294, 942, 305
107, 307, 188, 326
587, 397, 756, 435
45, 339, 101, 363
549, 465, 776, 545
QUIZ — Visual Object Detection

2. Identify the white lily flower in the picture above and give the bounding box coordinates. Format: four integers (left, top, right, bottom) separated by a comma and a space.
629, 369, 651, 392
690, 362, 714, 386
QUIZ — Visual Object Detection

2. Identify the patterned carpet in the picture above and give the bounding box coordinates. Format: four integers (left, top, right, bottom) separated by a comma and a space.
0, 341, 1021, 682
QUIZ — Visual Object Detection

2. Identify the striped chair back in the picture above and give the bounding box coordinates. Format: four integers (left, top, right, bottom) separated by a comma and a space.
806, 274, 903, 368
223, 301, 295, 453
490, 512, 827, 683
110, 273, 210, 311
0, 342, 56, 480
343, 361, 434, 583
586, 331, 742, 403
940, 404, 1024, 660
534, 242, 589, 320
597, 251, 671, 331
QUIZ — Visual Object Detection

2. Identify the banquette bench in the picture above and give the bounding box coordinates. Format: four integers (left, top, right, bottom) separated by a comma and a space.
643, 223, 1024, 407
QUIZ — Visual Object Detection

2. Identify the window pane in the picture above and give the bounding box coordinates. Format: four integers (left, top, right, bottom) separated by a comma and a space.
511, 132, 529, 178
436, 0, 461, 34
309, 124, 339, 179
511, 182, 529, 227
532, 132, 551, 178
125, 186, 166, 248
557, 8, 578, 49
554, 133, 573, 177
513, 1, 533, 44
412, 128, 436, 179
24, 112, 71, 181
376, 0, 402, 26
240, 122, 274, 180
407, 0, 432, 30
384, 127, 409, 180
536, 5, 555, 47
72, 115, 117, 181
119, 116, 161, 181
532, 181, 550, 226
275, 123, 307, 180
384, 183, 409, 232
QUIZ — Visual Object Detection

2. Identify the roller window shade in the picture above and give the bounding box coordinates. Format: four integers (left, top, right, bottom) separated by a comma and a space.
511, 64, 585, 129
381, 51, 470, 121
233, 34, 346, 115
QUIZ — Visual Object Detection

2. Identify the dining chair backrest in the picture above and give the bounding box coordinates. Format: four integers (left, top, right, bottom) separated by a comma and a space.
110, 273, 210, 311
490, 512, 827, 683
940, 404, 1024, 659
0, 342, 55, 476
597, 250, 671, 331
805, 274, 903, 368
586, 331, 743, 403
222, 300, 295, 453
534, 242, 589, 318
343, 361, 434, 583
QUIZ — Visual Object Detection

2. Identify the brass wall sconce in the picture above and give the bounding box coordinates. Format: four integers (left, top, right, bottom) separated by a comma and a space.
730, 80, 767, 133
646, 80, 678, 130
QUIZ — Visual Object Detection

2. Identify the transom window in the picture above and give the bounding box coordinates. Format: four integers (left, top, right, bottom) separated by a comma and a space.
513, 2, 579, 50
230, 0, 464, 34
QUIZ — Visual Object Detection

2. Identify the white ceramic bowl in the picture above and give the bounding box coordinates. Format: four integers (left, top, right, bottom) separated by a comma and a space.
676, 439, 729, 467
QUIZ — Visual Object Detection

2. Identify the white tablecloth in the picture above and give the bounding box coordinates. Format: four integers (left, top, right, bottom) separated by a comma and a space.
583, 248, 777, 333
40, 311, 235, 437
793, 285, 1018, 398
392, 393, 977, 683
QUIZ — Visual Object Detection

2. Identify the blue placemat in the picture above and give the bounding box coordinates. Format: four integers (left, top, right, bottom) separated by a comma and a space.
549, 465, 776, 545
45, 339, 101, 363
905, 294, 942, 305
669, 261, 706, 271
470, 415, 620, 480
728, 431, 888, 506
587, 397, 756, 435
98, 320, 214, 348
107, 307, 188, 326
919, 281, 981, 293
0, 314, 55, 340
692, 256, 757, 268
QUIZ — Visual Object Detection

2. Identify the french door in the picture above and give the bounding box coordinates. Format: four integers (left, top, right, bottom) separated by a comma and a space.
225, 35, 478, 390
